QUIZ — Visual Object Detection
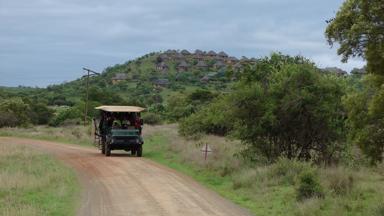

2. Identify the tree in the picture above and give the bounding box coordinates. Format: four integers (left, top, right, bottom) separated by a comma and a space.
0, 98, 31, 127
230, 55, 346, 162
325, 0, 384, 75
180, 54, 347, 163
326, 0, 384, 163
343, 75, 384, 163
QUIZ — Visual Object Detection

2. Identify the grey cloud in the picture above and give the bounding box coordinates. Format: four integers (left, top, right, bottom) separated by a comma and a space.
0, 0, 365, 87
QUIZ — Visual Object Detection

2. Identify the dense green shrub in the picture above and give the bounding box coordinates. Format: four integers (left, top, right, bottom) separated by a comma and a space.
296, 170, 324, 201
268, 157, 313, 185
49, 106, 82, 127
29, 103, 54, 125
0, 98, 31, 127
0, 112, 19, 127
142, 112, 162, 125
179, 96, 232, 137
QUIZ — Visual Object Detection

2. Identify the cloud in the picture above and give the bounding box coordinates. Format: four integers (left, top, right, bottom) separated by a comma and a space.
0, 0, 363, 87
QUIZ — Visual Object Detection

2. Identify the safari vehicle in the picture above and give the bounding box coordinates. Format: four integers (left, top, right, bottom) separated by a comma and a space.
94, 106, 145, 157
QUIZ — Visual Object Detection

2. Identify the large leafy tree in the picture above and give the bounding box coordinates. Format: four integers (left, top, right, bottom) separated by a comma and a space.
231, 54, 346, 162
180, 54, 347, 163
326, 0, 384, 163
325, 0, 384, 74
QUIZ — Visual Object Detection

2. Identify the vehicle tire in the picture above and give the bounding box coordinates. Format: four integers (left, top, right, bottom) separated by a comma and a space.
105, 143, 111, 157
100, 138, 106, 154
137, 146, 142, 157
101, 142, 105, 154
131, 149, 136, 156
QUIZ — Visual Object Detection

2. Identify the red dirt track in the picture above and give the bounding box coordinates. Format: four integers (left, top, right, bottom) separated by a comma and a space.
0, 137, 252, 216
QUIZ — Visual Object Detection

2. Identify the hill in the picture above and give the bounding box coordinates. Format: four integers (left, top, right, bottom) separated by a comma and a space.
0, 50, 364, 127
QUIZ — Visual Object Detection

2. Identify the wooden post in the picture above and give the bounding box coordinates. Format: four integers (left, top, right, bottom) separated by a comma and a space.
84, 70, 90, 126
204, 143, 208, 161
82, 68, 100, 126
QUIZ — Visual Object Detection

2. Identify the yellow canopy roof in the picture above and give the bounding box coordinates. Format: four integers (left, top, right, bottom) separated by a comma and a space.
95, 106, 145, 113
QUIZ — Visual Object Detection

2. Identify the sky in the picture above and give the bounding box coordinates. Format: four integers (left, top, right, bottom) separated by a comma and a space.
0, 0, 365, 87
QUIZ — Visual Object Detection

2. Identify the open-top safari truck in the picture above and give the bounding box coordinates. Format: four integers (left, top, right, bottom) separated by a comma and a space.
94, 106, 145, 157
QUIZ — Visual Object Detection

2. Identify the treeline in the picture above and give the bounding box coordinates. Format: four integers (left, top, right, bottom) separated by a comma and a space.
174, 0, 384, 165
175, 54, 357, 164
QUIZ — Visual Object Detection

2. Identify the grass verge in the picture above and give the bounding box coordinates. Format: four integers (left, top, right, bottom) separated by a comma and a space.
143, 126, 384, 216
0, 143, 80, 216
1, 125, 384, 216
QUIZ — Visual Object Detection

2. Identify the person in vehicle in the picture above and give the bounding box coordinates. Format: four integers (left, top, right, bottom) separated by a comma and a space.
135, 114, 142, 134
112, 121, 120, 129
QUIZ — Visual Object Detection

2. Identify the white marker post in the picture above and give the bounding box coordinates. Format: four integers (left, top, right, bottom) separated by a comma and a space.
201, 143, 212, 161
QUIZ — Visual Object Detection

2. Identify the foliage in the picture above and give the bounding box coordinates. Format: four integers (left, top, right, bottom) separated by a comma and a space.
343, 75, 384, 163
166, 89, 218, 121
0, 98, 31, 127
326, 0, 384, 164
325, 0, 384, 75
181, 54, 347, 162
141, 112, 162, 125
28, 102, 55, 125
268, 157, 314, 185
296, 170, 324, 201
179, 96, 233, 137
49, 106, 83, 127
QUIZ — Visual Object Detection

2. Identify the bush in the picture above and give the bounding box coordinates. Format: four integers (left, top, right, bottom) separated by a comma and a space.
269, 157, 313, 185
296, 170, 324, 201
49, 107, 82, 127
0, 112, 19, 127
142, 112, 162, 125
179, 97, 232, 137
0, 98, 31, 127
29, 103, 54, 125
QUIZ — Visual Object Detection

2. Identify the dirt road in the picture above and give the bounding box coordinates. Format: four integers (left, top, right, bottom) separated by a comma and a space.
0, 137, 252, 216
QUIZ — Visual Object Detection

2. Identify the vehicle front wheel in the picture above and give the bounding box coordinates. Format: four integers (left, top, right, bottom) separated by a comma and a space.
137, 146, 142, 157
101, 142, 105, 154
105, 143, 111, 157
131, 149, 136, 156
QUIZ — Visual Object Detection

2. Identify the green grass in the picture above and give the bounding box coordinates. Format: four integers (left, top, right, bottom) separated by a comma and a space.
0, 125, 93, 147
144, 132, 384, 216
143, 133, 293, 215
0, 144, 80, 216
2, 125, 384, 216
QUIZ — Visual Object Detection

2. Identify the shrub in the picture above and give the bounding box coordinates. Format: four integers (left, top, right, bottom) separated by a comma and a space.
179, 96, 232, 137
29, 103, 54, 125
296, 170, 324, 201
142, 112, 162, 125
49, 107, 82, 127
0, 112, 19, 127
269, 157, 313, 185
0, 98, 31, 127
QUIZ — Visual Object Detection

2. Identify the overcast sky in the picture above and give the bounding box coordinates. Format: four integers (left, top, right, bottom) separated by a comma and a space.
0, 0, 365, 87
